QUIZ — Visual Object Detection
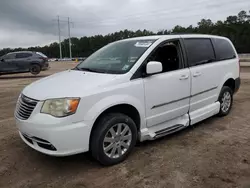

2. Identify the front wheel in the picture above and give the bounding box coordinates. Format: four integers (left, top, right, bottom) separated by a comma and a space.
90, 113, 137, 166
218, 86, 233, 116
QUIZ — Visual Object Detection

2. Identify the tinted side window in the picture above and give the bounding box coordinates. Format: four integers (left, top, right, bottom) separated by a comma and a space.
147, 40, 183, 73
184, 38, 215, 67
213, 38, 236, 60
16, 53, 32, 59
25, 53, 32, 58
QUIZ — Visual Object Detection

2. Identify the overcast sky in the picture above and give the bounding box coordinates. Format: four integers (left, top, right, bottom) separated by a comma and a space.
0, 0, 249, 48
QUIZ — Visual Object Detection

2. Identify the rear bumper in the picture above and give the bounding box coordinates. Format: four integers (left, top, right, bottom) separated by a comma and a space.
234, 77, 241, 93
42, 62, 50, 71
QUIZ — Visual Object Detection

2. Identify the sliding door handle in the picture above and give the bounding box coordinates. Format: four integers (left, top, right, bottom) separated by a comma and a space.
193, 72, 201, 77
179, 74, 189, 80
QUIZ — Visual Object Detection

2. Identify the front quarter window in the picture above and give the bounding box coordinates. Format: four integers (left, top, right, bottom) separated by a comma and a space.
76, 39, 156, 74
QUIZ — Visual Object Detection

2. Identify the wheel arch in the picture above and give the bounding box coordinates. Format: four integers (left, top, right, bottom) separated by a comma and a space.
219, 73, 236, 94
30, 62, 41, 66
223, 78, 235, 93
29, 62, 42, 70
89, 103, 142, 149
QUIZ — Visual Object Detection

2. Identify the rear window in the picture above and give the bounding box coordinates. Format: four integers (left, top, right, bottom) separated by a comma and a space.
212, 38, 236, 61
184, 38, 215, 67
16, 53, 32, 58
36, 52, 47, 58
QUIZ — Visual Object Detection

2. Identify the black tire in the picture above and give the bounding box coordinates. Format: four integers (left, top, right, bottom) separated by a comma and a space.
90, 113, 137, 166
218, 86, 233, 117
30, 64, 41, 75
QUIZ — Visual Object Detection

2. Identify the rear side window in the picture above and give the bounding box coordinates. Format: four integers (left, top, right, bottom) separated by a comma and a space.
184, 38, 215, 67
16, 53, 32, 59
213, 38, 236, 61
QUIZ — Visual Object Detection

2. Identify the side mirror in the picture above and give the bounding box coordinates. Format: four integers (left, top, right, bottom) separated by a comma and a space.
0, 59, 4, 62
146, 61, 162, 75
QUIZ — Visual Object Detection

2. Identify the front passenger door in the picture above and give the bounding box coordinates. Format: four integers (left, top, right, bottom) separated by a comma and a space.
143, 39, 191, 127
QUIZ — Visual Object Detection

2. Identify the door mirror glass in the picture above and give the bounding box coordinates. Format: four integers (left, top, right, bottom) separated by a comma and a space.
146, 61, 162, 75
0, 58, 4, 62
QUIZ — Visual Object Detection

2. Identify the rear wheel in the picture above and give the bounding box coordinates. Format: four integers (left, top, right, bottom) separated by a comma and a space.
218, 86, 233, 116
30, 64, 41, 75
90, 113, 137, 166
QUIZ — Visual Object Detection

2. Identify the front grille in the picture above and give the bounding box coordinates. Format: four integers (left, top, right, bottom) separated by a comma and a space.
15, 95, 38, 120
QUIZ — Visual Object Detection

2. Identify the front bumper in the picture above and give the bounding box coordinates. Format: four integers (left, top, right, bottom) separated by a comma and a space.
15, 115, 92, 156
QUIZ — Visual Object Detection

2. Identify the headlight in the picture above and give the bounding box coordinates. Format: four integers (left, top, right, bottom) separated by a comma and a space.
41, 98, 80, 117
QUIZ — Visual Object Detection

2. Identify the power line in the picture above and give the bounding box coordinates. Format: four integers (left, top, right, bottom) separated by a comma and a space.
72, 3, 247, 28
53, 16, 74, 58
72, 0, 212, 24
50, 1, 247, 50
72, 0, 246, 26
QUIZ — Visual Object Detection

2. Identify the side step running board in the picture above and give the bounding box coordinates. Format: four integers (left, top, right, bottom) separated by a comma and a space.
154, 124, 185, 139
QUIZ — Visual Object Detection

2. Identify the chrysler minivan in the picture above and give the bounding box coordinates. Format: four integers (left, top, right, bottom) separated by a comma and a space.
15, 35, 240, 165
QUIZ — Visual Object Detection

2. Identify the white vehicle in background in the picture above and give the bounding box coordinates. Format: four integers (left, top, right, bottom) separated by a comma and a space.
60, 58, 72, 61
48, 58, 58, 62
15, 34, 240, 165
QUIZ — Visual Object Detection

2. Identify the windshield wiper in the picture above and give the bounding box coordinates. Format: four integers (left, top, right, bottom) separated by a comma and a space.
78, 67, 106, 73
73, 66, 80, 70
79, 67, 97, 72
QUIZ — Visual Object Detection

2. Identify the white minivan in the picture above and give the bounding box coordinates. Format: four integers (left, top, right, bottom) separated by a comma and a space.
15, 35, 240, 165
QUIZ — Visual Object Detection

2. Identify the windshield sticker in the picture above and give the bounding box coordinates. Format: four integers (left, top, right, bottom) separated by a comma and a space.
122, 65, 130, 70
134, 41, 153, 48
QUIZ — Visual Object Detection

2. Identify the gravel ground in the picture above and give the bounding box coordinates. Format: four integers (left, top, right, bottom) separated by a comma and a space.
0, 62, 249, 188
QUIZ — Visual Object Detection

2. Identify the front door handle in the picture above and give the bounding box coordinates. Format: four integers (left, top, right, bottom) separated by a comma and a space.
179, 74, 189, 80
193, 72, 201, 77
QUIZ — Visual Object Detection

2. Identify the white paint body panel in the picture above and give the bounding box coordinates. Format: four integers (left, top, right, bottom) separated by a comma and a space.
15, 34, 240, 156
190, 102, 220, 125
143, 68, 191, 127
189, 59, 238, 113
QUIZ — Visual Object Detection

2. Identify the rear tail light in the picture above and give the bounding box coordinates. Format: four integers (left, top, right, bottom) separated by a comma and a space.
39, 57, 47, 61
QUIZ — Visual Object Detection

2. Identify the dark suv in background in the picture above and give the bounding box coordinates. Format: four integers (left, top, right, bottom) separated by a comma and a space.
0, 51, 49, 76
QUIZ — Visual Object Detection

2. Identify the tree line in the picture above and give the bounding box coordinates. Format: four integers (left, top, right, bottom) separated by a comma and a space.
1, 10, 250, 58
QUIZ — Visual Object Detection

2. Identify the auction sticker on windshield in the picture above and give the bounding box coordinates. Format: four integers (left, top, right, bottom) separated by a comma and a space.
134, 41, 153, 48
122, 64, 130, 70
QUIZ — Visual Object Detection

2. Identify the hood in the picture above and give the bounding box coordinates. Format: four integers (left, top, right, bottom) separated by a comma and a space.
22, 70, 119, 100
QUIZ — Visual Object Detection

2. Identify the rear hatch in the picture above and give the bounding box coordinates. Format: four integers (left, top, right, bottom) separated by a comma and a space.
36, 52, 49, 69
36, 52, 48, 62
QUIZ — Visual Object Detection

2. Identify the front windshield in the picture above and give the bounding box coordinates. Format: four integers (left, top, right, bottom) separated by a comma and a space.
76, 39, 156, 74
1, 54, 6, 59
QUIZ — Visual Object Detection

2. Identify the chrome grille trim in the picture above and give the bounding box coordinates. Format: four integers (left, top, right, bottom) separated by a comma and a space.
15, 95, 38, 120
